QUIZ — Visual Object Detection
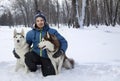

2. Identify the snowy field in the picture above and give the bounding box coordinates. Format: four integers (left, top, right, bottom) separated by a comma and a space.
0, 25, 120, 81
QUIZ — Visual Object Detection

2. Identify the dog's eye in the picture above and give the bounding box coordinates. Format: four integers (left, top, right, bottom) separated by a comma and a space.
41, 38, 45, 42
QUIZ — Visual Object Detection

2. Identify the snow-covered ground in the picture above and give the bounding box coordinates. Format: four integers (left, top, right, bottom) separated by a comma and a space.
0, 25, 120, 81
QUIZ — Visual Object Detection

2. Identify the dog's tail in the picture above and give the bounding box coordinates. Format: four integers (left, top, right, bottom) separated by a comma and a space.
63, 56, 75, 69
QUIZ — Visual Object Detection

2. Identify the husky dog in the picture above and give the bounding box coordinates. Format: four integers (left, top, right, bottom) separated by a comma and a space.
38, 32, 74, 74
13, 29, 29, 73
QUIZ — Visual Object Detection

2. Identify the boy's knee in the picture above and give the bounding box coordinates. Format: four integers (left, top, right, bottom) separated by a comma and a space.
27, 64, 37, 72
42, 65, 55, 76
29, 66, 37, 72
25, 52, 31, 58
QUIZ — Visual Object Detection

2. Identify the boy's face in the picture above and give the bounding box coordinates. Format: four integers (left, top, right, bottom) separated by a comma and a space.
36, 17, 45, 29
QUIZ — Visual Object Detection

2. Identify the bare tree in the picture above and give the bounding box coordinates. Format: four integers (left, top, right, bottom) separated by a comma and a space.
56, 0, 60, 28
72, 0, 80, 28
2, 0, 119, 27
112, 0, 120, 26
34, 0, 38, 13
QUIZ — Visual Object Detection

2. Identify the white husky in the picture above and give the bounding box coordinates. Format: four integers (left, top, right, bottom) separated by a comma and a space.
38, 32, 74, 75
13, 29, 29, 73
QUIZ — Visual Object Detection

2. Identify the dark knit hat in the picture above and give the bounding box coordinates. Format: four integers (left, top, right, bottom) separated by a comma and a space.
34, 11, 46, 22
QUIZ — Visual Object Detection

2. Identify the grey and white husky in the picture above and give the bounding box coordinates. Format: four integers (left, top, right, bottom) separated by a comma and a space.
38, 32, 74, 75
13, 29, 29, 73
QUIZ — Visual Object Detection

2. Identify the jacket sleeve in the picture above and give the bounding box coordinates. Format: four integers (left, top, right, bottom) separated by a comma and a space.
54, 30, 68, 52
26, 31, 32, 46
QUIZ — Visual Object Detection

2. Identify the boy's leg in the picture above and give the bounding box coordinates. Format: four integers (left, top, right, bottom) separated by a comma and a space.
25, 51, 41, 72
41, 58, 55, 77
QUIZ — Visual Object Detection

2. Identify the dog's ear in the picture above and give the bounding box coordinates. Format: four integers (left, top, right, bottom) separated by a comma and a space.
21, 29, 24, 36
51, 34, 57, 40
14, 29, 17, 37
46, 32, 50, 38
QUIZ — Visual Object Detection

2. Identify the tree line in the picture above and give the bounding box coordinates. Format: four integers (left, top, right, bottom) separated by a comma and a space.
0, 0, 120, 28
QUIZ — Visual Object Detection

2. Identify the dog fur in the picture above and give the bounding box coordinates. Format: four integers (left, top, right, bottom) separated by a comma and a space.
38, 32, 74, 74
13, 29, 29, 73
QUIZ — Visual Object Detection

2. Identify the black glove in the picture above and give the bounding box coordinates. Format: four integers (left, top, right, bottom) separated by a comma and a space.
13, 49, 20, 59
53, 49, 64, 58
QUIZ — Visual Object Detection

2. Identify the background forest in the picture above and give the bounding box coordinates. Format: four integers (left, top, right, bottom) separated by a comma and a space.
0, 0, 120, 28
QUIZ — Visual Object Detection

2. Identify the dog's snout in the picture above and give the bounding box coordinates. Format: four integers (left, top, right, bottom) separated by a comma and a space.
17, 40, 20, 43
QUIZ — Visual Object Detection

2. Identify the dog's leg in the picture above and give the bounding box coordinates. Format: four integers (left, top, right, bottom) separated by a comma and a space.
15, 60, 21, 72
51, 60, 58, 75
24, 64, 29, 73
48, 55, 58, 74
22, 58, 29, 73
58, 57, 64, 74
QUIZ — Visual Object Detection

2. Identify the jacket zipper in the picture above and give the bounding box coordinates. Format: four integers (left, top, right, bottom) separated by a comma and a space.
40, 30, 42, 57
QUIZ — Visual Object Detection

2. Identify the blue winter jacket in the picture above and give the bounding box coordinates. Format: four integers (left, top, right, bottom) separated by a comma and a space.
26, 25, 68, 58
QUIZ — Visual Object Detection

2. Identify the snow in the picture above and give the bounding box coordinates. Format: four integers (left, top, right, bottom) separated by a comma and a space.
0, 25, 120, 81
